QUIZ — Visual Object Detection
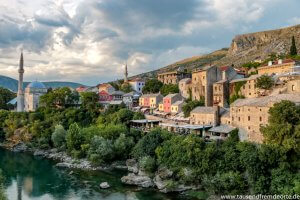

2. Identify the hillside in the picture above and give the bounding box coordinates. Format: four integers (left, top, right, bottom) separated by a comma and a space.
0, 75, 85, 92
132, 24, 300, 79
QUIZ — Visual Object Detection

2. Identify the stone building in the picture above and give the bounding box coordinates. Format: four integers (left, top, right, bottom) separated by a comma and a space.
190, 106, 226, 126
287, 77, 300, 94
24, 81, 48, 112
229, 74, 261, 99
257, 59, 296, 75
178, 78, 192, 99
192, 65, 221, 106
157, 68, 191, 85
230, 94, 300, 143
163, 93, 182, 113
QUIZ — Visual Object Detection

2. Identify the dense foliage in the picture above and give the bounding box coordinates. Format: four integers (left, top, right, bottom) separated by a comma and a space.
0, 87, 15, 110
0, 86, 299, 196
229, 81, 246, 104
182, 98, 205, 117
142, 79, 163, 94
242, 61, 261, 69
160, 84, 179, 96
256, 75, 274, 90
290, 36, 298, 56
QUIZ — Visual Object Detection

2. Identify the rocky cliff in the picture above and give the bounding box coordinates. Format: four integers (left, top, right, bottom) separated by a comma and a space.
217, 24, 300, 66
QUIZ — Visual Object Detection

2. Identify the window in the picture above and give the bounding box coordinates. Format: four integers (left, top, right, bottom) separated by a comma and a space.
259, 116, 262, 122
248, 126, 251, 130
248, 116, 250, 121
292, 85, 296, 91
238, 117, 240, 121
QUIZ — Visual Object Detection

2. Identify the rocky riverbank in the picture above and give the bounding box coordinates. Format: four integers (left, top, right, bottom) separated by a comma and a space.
1, 142, 199, 195
121, 159, 200, 193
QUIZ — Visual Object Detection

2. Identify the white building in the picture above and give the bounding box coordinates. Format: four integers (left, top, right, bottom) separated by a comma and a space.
129, 78, 145, 93
24, 81, 48, 111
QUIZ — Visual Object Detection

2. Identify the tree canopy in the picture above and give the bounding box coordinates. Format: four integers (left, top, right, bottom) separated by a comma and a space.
142, 79, 163, 94
290, 36, 298, 56
0, 87, 16, 110
160, 84, 179, 96
256, 75, 274, 90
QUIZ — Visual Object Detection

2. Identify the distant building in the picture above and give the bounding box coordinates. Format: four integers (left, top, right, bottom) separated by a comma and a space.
157, 68, 190, 85
24, 81, 48, 111
179, 78, 192, 99
171, 100, 185, 114
98, 83, 115, 94
17, 52, 24, 112
230, 94, 300, 143
192, 65, 221, 106
139, 93, 163, 108
123, 91, 141, 109
163, 93, 182, 113
190, 106, 226, 126
128, 78, 145, 93
76, 86, 88, 93
257, 59, 296, 76
229, 74, 262, 99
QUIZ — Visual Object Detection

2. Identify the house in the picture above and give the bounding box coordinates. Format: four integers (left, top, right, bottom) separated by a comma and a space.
179, 78, 192, 99
76, 86, 88, 93
190, 106, 226, 126
139, 94, 163, 108
229, 74, 262, 99
257, 59, 296, 76
192, 65, 222, 106
99, 90, 124, 103
230, 94, 300, 143
123, 91, 141, 108
163, 93, 182, 113
171, 100, 185, 114
158, 102, 164, 112
157, 68, 191, 85
128, 78, 145, 93
98, 83, 115, 94
99, 90, 113, 102
110, 91, 124, 101
207, 125, 236, 140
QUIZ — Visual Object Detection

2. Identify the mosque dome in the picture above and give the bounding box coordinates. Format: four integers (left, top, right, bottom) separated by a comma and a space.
27, 81, 46, 89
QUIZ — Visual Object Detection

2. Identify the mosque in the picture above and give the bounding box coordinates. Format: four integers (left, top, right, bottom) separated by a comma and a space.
16, 52, 47, 112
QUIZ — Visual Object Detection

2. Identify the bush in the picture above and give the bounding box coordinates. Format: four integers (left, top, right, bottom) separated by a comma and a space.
51, 125, 66, 149
139, 156, 156, 173
66, 123, 84, 152
114, 134, 135, 160
256, 75, 274, 90
88, 136, 114, 164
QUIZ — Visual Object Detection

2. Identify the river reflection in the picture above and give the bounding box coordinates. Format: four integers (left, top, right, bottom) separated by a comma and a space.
0, 148, 188, 200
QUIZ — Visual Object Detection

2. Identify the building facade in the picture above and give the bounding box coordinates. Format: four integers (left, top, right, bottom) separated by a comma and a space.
157, 69, 191, 85
229, 75, 261, 99
163, 93, 182, 113
171, 101, 185, 114
98, 83, 115, 94
129, 78, 145, 93
230, 94, 300, 143
257, 59, 296, 75
179, 78, 192, 99
190, 106, 225, 126
192, 65, 221, 106
139, 94, 163, 108
123, 91, 141, 109
24, 81, 48, 112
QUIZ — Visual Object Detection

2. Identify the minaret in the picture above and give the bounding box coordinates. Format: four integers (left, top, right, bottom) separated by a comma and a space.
17, 51, 24, 112
124, 63, 128, 83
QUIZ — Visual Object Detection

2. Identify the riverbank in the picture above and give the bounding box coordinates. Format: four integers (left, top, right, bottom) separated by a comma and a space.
0, 142, 201, 198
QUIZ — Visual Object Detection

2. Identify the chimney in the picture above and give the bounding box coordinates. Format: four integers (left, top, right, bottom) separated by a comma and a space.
268, 61, 272, 66
278, 59, 283, 64
213, 105, 220, 126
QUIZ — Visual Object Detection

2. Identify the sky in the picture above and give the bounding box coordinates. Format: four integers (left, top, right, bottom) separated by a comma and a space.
0, 0, 300, 86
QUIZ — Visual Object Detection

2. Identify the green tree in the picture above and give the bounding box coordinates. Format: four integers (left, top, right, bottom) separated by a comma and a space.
120, 83, 133, 93
160, 84, 179, 96
51, 124, 66, 149
242, 62, 261, 69
256, 75, 274, 90
142, 79, 163, 94
182, 99, 205, 117
0, 87, 16, 110
88, 136, 114, 164
261, 100, 300, 153
114, 133, 135, 159
66, 123, 84, 151
290, 36, 298, 56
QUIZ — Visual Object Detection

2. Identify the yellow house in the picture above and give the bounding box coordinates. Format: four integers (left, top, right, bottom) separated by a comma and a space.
149, 94, 163, 109
159, 103, 164, 112
171, 101, 185, 114
139, 96, 145, 107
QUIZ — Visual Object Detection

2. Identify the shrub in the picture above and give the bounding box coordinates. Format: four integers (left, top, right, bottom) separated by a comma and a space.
66, 123, 84, 152
256, 75, 274, 90
139, 156, 156, 173
51, 125, 66, 149
88, 136, 114, 164
114, 133, 135, 159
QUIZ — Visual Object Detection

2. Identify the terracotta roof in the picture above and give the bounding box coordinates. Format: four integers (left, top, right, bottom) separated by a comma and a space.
97, 83, 113, 88
220, 66, 229, 71
231, 94, 300, 107
128, 78, 144, 82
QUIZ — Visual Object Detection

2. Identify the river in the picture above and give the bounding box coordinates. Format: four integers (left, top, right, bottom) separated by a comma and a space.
0, 148, 193, 200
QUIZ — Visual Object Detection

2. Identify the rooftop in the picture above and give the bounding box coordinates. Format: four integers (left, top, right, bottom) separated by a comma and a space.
209, 125, 236, 134
172, 100, 185, 106
191, 106, 226, 115
27, 81, 46, 89
230, 74, 261, 83
231, 94, 300, 107
164, 93, 181, 99
140, 93, 163, 98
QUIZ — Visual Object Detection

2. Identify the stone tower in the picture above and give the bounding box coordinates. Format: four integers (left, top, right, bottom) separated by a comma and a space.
17, 52, 24, 112
124, 63, 128, 83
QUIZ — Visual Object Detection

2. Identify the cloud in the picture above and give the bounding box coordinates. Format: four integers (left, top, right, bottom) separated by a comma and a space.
0, 0, 298, 85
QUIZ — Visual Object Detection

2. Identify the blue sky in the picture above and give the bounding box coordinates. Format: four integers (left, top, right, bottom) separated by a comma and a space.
0, 0, 299, 86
